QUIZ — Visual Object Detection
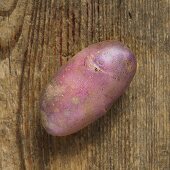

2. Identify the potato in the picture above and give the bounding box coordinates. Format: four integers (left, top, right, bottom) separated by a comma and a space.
40, 40, 137, 136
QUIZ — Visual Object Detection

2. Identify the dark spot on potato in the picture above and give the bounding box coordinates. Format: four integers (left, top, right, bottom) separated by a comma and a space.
84, 59, 86, 66
113, 76, 120, 81
95, 67, 100, 72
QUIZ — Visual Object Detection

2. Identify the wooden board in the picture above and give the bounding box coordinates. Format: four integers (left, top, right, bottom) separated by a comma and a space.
0, 0, 169, 169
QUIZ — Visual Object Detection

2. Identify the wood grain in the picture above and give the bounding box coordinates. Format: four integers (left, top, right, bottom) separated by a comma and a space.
0, 0, 169, 170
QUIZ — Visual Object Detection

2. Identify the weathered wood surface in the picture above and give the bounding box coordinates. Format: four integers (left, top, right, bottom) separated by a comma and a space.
0, 0, 169, 170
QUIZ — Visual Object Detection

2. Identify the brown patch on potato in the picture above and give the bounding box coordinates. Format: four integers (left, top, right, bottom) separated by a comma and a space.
45, 84, 65, 100
41, 110, 66, 130
72, 97, 79, 104
82, 99, 96, 119
53, 107, 59, 113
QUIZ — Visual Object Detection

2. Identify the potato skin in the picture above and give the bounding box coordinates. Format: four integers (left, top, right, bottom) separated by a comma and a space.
40, 41, 137, 136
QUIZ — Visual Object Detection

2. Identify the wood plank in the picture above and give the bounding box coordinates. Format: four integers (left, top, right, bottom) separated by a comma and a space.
0, 0, 169, 169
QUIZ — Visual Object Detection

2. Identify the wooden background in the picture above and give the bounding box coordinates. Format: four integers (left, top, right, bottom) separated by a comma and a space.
0, 0, 169, 170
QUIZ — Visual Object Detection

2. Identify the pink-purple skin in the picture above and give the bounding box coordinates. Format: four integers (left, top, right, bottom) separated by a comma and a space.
40, 40, 137, 136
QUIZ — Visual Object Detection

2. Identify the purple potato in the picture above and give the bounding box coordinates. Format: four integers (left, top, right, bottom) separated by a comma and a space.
40, 40, 137, 136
